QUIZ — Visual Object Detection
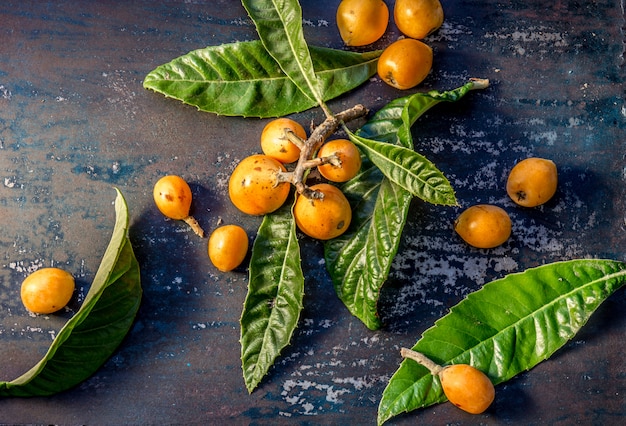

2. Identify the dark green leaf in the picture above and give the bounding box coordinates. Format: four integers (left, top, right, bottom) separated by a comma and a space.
326, 81, 487, 330
143, 41, 380, 118
240, 202, 304, 392
326, 172, 413, 330
0, 189, 142, 397
378, 259, 626, 425
241, 0, 323, 108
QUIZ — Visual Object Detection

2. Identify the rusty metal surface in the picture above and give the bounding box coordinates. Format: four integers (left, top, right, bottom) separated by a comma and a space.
0, 0, 625, 424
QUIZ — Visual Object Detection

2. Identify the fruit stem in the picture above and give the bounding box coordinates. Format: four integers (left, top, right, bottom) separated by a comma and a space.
469, 78, 490, 90
183, 216, 205, 238
276, 170, 294, 184
400, 348, 443, 376
292, 104, 368, 197
301, 154, 341, 169
284, 129, 306, 150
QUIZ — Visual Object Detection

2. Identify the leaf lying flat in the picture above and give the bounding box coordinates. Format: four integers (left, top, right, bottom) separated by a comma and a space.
325, 81, 487, 330
0, 189, 142, 397
327, 172, 413, 331
240, 202, 304, 393
143, 40, 380, 118
241, 0, 323, 107
377, 259, 626, 425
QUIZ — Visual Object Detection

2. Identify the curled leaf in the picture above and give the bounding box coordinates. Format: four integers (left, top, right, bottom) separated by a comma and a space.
378, 259, 626, 425
0, 189, 142, 397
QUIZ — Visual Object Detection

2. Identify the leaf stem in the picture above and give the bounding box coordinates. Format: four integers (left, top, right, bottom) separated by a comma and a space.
400, 348, 443, 376
320, 102, 334, 120
469, 78, 490, 90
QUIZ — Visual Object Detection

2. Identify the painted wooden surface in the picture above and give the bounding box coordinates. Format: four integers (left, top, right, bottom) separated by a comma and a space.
1, 1, 624, 424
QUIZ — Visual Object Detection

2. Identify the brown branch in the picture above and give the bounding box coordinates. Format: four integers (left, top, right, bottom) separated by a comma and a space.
291, 104, 368, 198
301, 154, 341, 169
284, 129, 306, 150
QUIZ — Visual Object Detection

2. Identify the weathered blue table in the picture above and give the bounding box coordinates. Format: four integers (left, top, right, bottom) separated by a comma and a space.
1, 1, 624, 424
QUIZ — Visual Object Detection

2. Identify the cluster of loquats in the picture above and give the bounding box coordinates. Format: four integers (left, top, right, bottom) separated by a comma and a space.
229, 118, 362, 241
336, 0, 444, 90
150, 117, 364, 273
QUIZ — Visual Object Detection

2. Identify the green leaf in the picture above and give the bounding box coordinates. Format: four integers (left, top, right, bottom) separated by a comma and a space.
397, 78, 488, 146
327, 173, 413, 331
240, 202, 305, 393
348, 129, 457, 206
241, 0, 324, 109
143, 41, 380, 118
378, 259, 626, 425
325, 81, 487, 330
0, 189, 142, 397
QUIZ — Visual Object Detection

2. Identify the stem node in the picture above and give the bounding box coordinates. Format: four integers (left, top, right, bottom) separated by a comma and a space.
291, 104, 368, 195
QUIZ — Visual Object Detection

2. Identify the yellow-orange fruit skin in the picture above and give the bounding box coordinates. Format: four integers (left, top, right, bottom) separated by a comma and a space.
454, 205, 511, 249
439, 364, 495, 414
293, 183, 352, 240
260, 118, 306, 164
506, 157, 558, 207
317, 139, 362, 182
153, 175, 193, 220
394, 0, 444, 40
228, 154, 290, 216
377, 38, 433, 90
336, 0, 389, 46
21, 268, 75, 314
208, 225, 249, 272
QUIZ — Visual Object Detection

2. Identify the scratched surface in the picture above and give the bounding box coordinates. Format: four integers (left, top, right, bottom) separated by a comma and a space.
0, 0, 625, 424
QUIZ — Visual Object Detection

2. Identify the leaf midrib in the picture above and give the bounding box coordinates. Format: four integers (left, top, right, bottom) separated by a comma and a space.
145, 59, 378, 86
268, 0, 320, 104
446, 266, 626, 373
353, 135, 449, 201
380, 262, 626, 425
250, 215, 302, 386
